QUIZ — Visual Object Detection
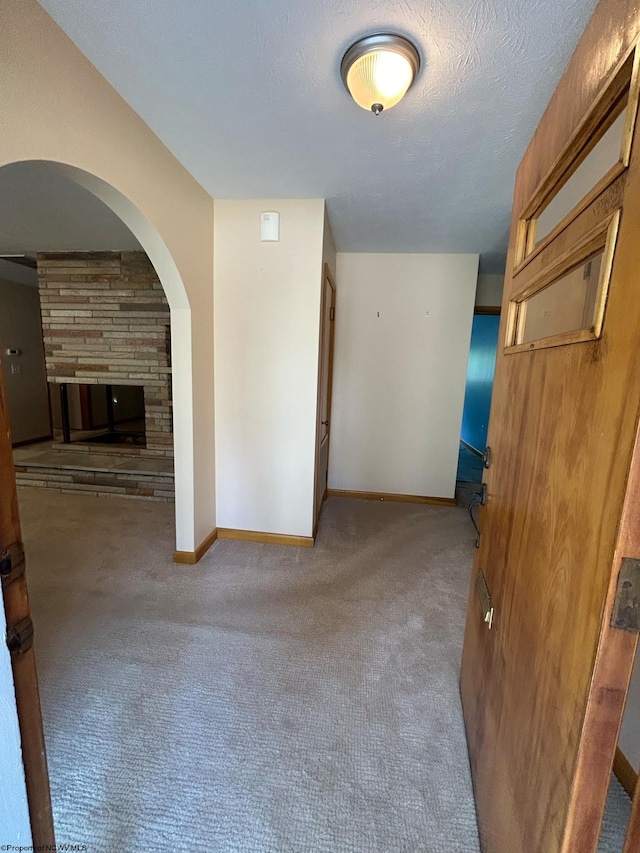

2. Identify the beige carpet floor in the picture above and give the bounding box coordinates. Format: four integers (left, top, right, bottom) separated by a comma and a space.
18, 490, 480, 851
16, 490, 631, 851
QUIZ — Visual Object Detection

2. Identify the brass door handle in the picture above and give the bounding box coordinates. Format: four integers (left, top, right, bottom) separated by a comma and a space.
476, 570, 494, 629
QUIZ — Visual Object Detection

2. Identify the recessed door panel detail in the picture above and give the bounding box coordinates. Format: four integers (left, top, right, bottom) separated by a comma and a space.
534, 110, 626, 245
515, 45, 640, 269
506, 211, 620, 352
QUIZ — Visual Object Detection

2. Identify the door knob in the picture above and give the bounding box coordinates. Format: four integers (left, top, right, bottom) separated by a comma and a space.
321, 420, 329, 426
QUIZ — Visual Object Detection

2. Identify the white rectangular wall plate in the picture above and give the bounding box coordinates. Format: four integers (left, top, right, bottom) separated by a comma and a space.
260, 211, 280, 242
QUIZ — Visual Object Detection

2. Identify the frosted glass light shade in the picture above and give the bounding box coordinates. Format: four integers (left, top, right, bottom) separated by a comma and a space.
341, 34, 420, 115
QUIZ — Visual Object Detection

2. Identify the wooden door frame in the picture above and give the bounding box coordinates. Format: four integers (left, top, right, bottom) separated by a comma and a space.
0, 359, 54, 845
312, 263, 337, 535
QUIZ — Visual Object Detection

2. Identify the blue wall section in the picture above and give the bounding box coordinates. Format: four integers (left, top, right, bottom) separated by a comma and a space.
460, 314, 500, 453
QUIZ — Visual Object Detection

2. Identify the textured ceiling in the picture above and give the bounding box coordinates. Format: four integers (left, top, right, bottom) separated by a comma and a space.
28, 1, 598, 267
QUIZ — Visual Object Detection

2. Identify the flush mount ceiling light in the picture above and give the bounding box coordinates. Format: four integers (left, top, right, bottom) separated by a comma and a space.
341, 33, 420, 116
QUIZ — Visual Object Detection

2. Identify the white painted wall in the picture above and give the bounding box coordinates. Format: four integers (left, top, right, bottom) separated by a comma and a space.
0, 273, 50, 445
620, 652, 640, 770
214, 199, 326, 537
329, 253, 479, 499
1, 0, 215, 553
0, 594, 32, 846
475, 273, 504, 307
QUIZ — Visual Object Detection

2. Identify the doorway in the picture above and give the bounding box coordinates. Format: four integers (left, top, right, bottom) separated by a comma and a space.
0, 160, 188, 847
457, 307, 500, 491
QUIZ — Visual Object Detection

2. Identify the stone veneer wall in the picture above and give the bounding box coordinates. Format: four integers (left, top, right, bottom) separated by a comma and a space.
37, 251, 172, 457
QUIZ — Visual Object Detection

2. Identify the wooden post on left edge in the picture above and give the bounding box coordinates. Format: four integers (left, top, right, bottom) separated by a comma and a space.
0, 358, 54, 845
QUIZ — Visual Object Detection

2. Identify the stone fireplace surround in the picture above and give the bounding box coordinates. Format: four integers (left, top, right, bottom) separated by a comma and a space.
14, 251, 174, 502
37, 250, 172, 457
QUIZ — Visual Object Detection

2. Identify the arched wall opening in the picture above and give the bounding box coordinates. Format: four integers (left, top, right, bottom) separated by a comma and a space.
0, 1, 216, 843
0, 159, 206, 552
0, 157, 214, 554
0, 148, 216, 843
1, 0, 216, 555
43, 162, 192, 548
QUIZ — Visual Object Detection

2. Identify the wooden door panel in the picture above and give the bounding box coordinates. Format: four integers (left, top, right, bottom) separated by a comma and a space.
511, 174, 624, 300
462, 346, 625, 849
564, 419, 640, 850
313, 265, 336, 530
463, 180, 640, 849
460, 8, 640, 850
315, 436, 329, 519
318, 275, 333, 443
518, 2, 640, 221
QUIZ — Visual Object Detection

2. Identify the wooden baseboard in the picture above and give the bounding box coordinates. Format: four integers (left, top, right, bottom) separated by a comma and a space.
614, 746, 638, 798
326, 489, 456, 507
173, 527, 218, 564
217, 528, 314, 548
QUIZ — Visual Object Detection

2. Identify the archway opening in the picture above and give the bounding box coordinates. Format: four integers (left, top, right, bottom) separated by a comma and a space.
0, 157, 198, 844
0, 159, 194, 548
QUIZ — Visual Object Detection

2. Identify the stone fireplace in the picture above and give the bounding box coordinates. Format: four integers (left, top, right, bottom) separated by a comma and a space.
37, 251, 172, 458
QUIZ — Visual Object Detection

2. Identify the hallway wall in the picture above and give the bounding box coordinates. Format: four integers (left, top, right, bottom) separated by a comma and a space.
475, 274, 504, 307
329, 253, 478, 499
214, 199, 326, 537
0, 271, 50, 445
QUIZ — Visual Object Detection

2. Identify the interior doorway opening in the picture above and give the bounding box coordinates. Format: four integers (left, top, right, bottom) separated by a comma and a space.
0, 158, 191, 846
456, 304, 500, 506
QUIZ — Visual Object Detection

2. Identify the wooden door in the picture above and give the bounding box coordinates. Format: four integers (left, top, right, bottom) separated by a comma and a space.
313, 264, 336, 530
460, 5, 640, 851
0, 357, 54, 844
